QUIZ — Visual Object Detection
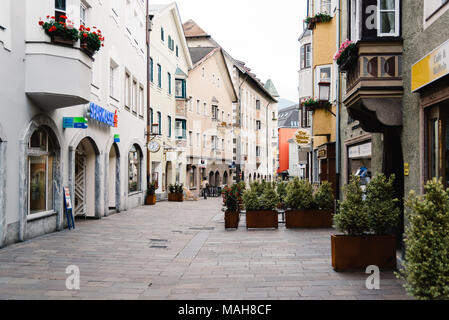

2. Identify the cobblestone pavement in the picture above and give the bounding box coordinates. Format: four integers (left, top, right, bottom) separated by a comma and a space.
0, 198, 412, 300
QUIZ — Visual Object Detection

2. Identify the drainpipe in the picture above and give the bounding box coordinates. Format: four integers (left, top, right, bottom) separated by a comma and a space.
335, 0, 342, 201
266, 101, 271, 180
145, 4, 154, 204
235, 73, 249, 183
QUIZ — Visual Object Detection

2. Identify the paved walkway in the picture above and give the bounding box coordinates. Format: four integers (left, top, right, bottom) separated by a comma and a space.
0, 198, 411, 300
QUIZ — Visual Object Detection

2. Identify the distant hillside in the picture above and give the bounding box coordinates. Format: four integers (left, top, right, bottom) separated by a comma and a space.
278, 98, 297, 110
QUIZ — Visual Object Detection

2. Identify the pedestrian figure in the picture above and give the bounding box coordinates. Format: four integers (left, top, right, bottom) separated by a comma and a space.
201, 178, 209, 199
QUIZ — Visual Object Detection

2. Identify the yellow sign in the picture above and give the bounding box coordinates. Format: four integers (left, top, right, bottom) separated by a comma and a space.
404, 163, 410, 176
412, 39, 449, 92
295, 130, 311, 146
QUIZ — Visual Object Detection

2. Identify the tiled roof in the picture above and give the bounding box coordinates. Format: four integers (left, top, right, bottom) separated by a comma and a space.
183, 19, 210, 38
188, 47, 216, 65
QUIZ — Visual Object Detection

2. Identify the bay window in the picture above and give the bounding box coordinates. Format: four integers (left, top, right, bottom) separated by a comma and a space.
176, 119, 186, 140
301, 44, 311, 69
378, 0, 400, 36
175, 79, 186, 98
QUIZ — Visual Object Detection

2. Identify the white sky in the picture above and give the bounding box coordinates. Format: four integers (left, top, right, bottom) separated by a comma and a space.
154, 0, 307, 102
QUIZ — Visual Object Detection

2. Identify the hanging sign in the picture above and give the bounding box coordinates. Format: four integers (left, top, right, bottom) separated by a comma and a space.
114, 134, 120, 143
295, 130, 311, 146
86, 102, 118, 127
63, 117, 88, 129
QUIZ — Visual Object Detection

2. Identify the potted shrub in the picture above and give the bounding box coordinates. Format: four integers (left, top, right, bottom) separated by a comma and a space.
332, 174, 400, 271
276, 181, 287, 209
244, 185, 279, 229
78, 25, 105, 56
223, 184, 241, 229
334, 39, 358, 73
145, 182, 157, 206
39, 15, 79, 46
397, 178, 449, 300
302, 98, 332, 112
237, 181, 246, 210
284, 178, 332, 228
168, 183, 184, 202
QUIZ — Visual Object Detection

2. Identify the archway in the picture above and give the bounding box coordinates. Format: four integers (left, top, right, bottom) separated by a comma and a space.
74, 137, 100, 219
223, 171, 228, 186
215, 171, 220, 187
209, 171, 215, 186
106, 142, 120, 215
165, 161, 173, 191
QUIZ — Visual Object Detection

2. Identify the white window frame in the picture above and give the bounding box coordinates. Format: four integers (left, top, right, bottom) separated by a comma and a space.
315, 64, 332, 100
377, 0, 400, 37
350, 0, 361, 42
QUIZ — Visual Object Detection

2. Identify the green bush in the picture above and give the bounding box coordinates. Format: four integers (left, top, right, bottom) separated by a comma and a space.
276, 182, 288, 205
334, 175, 369, 236
223, 184, 240, 212
365, 174, 400, 235
147, 181, 157, 196
243, 189, 260, 211
314, 181, 334, 210
251, 181, 266, 196
398, 178, 449, 300
284, 178, 314, 210
169, 183, 183, 194
260, 185, 279, 211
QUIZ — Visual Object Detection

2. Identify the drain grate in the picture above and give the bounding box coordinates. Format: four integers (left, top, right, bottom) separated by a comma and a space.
189, 227, 215, 231
149, 239, 168, 249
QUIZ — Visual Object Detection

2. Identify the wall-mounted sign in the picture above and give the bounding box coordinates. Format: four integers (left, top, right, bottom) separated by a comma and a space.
86, 102, 118, 127
199, 159, 207, 169
404, 163, 410, 176
318, 148, 327, 159
412, 38, 449, 92
295, 130, 311, 146
114, 134, 120, 143
166, 151, 177, 162
63, 117, 88, 129
348, 142, 372, 159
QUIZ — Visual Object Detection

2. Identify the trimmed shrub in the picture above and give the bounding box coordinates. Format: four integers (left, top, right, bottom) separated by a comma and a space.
284, 178, 314, 210
314, 181, 334, 210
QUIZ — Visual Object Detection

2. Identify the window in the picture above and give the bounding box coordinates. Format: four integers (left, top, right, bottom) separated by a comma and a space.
319, 0, 332, 14
204, 103, 208, 116
211, 136, 218, 150
167, 72, 172, 94
176, 120, 187, 139
125, 72, 131, 110
149, 57, 154, 83
378, 0, 400, 36
315, 65, 332, 99
301, 43, 312, 69
196, 100, 200, 114
80, 2, 87, 26
176, 45, 179, 57
132, 79, 137, 113
203, 134, 206, 148
212, 106, 218, 120
196, 133, 200, 147
168, 36, 174, 51
157, 112, 162, 135
189, 131, 193, 146
55, 0, 66, 21
189, 167, 197, 189
222, 139, 225, 151
139, 86, 144, 116
150, 108, 154, 132
128, 145, 142, 193
256, 120, 261, 130
167, 116, 172, 137
256, 146, 261, 157
256, 100, 261, 110
202, 67, 205, 78
28, 128, 55, 215
109, 61, 118, 99
157, 64, 162, 88
161, 27, 164, 41
175, 79, 186, 98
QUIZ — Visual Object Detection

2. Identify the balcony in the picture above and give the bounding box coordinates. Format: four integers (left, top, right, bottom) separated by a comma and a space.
343, 41, 403, 132
25, 41, 93, 110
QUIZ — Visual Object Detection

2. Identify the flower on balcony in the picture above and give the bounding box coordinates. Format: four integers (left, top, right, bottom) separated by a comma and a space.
334, 39, 358, 71
79, 25, 105, 54
304, 12, 332, 30
301, 98, 332, 111
39, 15, 79, 42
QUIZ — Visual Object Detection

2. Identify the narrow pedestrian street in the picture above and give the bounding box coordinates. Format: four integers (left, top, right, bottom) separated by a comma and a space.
0, 199, 410, 300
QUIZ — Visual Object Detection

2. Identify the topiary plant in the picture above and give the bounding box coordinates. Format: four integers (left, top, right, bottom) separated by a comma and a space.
334, 175, 370, 236
251, 181, 265, 196
314, 181, 334, 210
260, 185, 279, 211
397, 178, 449, 300
276, 182, 288, 206
243, 189, 260, 211
284, 178, 314, 210
365, 174, 400, 235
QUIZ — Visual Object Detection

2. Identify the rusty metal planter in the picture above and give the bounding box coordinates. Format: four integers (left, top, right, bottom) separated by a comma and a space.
285, 210, 333, 228
145, 195, 157, 206
331, 235, 397, 271
168, 193, 183, 202
246, 210, 278, 229
225, 211, 240, 229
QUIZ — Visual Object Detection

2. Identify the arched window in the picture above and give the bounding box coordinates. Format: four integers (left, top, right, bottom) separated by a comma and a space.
28, 128, 55, 215
128, 145, 142, 193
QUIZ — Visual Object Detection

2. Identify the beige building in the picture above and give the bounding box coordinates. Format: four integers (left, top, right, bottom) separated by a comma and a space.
183, 20, 279, 184
148, 3, 193, 199
183, 47, 238, 195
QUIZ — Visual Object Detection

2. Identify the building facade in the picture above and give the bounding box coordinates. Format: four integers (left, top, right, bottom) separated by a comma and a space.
148, 3, 193, 200
0, 0, 148, 248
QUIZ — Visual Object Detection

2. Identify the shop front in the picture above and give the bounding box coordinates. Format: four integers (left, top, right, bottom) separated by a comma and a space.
316, 142, 336, 197
347, 139, 372, 188
412, 39, 449, 189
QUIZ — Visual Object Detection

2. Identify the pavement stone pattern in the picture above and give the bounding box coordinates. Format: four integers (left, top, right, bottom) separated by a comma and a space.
0, 198, 412, 300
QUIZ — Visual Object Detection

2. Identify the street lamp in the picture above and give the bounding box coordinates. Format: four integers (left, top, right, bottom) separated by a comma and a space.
318, 82, 331, 102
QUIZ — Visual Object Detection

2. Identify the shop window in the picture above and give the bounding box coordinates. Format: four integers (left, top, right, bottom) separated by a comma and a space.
128, 145, 142, 193
28, 128, 55, 215
190, 166, 197, 189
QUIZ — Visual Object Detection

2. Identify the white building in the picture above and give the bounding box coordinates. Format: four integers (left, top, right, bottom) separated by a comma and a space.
0, 0, 148, 248
148, 3, 193, 199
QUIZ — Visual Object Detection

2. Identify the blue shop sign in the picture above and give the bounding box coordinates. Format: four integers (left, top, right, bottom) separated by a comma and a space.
87, 102, 118, 127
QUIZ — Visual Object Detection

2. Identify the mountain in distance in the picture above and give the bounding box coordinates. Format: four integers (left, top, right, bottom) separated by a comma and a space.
277, 98, 297, 110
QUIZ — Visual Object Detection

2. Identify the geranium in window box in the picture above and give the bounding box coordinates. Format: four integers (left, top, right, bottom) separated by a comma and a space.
39, 15, 79, 45
334, 40, 358, 73
304, 13, 332, 30
301, 98, 332, 112
79, 25, 105, 57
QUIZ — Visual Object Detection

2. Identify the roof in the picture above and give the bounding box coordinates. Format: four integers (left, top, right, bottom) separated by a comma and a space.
149, 4, 172, 13
278, 104, 300, 128
188, 47, 216, 65
175, 67, 188, 77
264, 79, 280, 97
183, 20, 278, 103
183, 19, 210, 38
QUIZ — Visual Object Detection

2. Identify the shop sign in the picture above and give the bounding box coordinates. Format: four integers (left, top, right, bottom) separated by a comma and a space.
404, 163, 410, 176
412, 38, 449, 92
199, 159, 207, 169
86, 102, 118, 127
318, 148, 327, 159
166, 151, 177, 162
114, 134, 120, 143
295, 130, 311, 146
348, 142, 372, 159
63, 117, 88, 129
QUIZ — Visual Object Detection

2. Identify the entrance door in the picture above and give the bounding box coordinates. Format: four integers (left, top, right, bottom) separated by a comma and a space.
74, 150, 87, 217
